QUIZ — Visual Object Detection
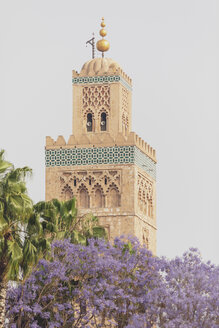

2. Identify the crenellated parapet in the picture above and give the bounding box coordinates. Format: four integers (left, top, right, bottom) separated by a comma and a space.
46, 131, 156, 163
116, 67, 132, 86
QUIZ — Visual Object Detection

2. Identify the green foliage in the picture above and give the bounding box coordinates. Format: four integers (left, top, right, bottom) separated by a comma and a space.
35, 198, 107, 246
0, 150, 106, 327
7, 240, 22, 262
0, 150, 12, 175
0, 150, 106, 283
0, 151, 35, 283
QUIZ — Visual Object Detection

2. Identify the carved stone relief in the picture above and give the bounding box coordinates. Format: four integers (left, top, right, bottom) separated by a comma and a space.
142, 228, 149, 249
82, 85, 110, 111
137, 172, 154, 218
59, 169, 121, 208
121, 87, 129, 134
82, 85, 110, 132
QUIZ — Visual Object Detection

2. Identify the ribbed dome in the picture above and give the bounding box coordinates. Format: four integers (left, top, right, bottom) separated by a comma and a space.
80, 58, 120, 76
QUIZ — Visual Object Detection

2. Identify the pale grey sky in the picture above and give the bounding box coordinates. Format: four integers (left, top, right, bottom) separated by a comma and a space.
1, 0, 219, 264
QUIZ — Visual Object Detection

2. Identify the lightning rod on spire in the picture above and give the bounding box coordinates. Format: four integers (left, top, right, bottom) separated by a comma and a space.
86, 33, 95, 59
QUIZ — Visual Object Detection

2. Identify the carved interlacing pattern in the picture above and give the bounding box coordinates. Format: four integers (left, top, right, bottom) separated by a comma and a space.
122, 87, 129, 113
137, 173, 154, 218
122, 113, 129, 131
59, 170, 121, 208
82, 86, 110, 111
121, 87, 129, 133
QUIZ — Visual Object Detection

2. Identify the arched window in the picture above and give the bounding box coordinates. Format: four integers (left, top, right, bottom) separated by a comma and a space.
87, 113, 93, 132
100, 112, 107, 131
79, 188, 89, 208
108, 188, 120, 207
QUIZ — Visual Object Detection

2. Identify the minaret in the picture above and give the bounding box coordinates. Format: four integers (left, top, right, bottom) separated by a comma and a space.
45, 19, 157, 254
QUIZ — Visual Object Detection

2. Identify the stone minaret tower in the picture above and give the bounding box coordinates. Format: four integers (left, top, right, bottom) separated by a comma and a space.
45, 19, 157, 253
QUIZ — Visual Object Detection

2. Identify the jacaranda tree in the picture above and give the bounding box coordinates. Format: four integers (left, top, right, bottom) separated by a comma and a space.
6, 237, 163, 328
157, 249, 219, 328
6, 239, 219, 328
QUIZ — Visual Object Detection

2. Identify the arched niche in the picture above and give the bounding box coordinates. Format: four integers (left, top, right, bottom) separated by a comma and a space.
94, 188, 104, 208
62, 185, 73, 201
79, 188, 90, 208
108, 187, 120, 208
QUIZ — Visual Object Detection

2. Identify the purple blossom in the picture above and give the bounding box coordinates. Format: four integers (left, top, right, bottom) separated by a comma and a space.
6, 240, 219, 328
157, 249, 219, 328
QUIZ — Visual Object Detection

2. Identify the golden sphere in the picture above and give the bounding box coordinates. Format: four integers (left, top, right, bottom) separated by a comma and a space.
101, 21, 106, 27
96, 39, 110, 52
100, 28, 107, 37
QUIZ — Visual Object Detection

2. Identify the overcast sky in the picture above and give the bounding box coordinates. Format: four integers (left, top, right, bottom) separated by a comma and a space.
1, 0, 218, 264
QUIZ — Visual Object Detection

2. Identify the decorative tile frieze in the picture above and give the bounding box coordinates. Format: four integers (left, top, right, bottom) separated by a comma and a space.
45, 146, 156, 180
134, 147, 156, 180
72, 75, 132, 91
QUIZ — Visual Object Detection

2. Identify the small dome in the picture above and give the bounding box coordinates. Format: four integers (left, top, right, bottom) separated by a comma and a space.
80, 58, 120, 76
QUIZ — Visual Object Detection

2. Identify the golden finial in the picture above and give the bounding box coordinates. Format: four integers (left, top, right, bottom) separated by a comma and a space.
96, 17, 110, 57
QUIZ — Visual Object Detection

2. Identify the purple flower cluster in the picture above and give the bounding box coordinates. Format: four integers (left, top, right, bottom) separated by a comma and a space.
6, 239, 219, 328
158, 249, 219, 328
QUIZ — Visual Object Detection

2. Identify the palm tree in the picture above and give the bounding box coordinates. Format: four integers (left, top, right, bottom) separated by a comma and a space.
0, 151, 42, 327
35, 197, 107, 245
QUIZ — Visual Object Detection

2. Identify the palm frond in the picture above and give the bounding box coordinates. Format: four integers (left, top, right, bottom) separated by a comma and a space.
7, 240, 22, 262
23, 240, 37, 263
6, 167, 32, 183
0, 150, 13, 175
0, 216, 8, 236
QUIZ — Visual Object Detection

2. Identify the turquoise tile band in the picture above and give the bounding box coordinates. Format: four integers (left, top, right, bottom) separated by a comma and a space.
72, 75, 132, 91
45, 146, 156, 180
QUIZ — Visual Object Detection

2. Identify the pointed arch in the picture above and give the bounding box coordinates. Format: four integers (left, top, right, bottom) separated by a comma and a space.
83, 109, 95, 133
107, 184, 120, 208
78, 185, 90, 208
61, 184, 73, 201
92, 184, 104, 208
98, 108, 109, 132
95, 189, 103, 207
